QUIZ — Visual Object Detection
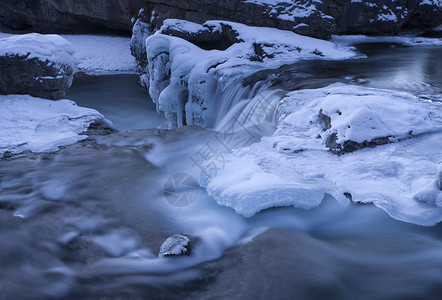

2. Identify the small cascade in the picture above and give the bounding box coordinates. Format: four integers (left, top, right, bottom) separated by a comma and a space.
212, 79, 286, 139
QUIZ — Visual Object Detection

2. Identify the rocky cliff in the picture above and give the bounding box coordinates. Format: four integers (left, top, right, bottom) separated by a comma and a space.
1, 0, 441, 39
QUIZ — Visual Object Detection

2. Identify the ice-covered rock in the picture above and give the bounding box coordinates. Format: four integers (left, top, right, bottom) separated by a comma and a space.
0, 33, 76, 99
158, 234, 190, 257
202, 84, 442, 225
275, 84, 441, 154
0, 94, 113, 155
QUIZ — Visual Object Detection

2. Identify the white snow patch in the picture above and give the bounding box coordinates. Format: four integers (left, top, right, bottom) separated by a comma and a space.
0, 94, 111, 155
61, 35, 137, 74
420, 0, 442, 8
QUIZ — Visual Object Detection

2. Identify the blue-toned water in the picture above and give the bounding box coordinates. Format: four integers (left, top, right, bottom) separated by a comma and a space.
0, 45, 441, 299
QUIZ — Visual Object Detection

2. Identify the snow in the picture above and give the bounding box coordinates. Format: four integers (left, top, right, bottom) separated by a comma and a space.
0, 94, 111, 155
312, 86, 436, 145
420, 0, 442, 8
146, 20, 355, 127
202, 84, 442, 225
243, 0, 332, 20
0, 32, 137, 74
60, 35, 137, 74
0, 33, 76, 69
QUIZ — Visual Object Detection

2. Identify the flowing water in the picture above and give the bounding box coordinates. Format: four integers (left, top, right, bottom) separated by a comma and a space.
66, 74, 168, 131
1, 44, 442, 299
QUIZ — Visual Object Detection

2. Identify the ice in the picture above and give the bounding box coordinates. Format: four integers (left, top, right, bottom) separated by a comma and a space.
200, 151, 328, 217
146, 20, 355, 127
333, 34, 442, 47
0, 94, 111, 155
0, 33, 76, 69
202, 84, 442, 225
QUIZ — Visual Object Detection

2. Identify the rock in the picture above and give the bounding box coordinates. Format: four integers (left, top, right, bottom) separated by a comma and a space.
0, 33, 76, 100
0, 0, 135, 35
2, 1, 441, 40
158, 19, 241, 51
158, 234, 190, 257
130, 10, 153, 71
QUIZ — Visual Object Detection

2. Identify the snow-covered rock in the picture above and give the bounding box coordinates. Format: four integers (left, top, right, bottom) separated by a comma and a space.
158, 234, 190, 257
0, 33, 76, 99
0, 94, 113, 155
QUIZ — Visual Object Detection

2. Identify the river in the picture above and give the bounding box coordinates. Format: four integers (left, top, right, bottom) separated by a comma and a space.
0, 43, 441, 299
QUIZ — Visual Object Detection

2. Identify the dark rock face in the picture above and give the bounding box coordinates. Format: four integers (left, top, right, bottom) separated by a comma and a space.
0, 0, 137, 35
3, 1, 441, 39
0, 55, 73, 100
159, 21, 242, 51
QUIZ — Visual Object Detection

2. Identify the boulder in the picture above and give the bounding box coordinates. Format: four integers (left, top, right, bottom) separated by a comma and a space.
158, 234, 191, 257
0, 33, 76, 100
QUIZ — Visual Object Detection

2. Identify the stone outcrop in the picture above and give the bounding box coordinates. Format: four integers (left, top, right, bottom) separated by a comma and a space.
1, 1, 441, 39
0, 55, 73, 100
0, 33, 75, 100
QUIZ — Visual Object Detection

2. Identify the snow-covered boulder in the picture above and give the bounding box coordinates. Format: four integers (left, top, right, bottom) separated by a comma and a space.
0, 94, 113, 156
0, 33, 76, 100
158, 234, 191, 257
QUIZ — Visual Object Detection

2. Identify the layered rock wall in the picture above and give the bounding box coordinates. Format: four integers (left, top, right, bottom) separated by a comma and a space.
1, 0, 441, 39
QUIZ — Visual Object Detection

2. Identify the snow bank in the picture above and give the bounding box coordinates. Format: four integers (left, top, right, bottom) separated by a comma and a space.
0, 33, 76, 69
0, 94, 111, 155
202, 84, 442, 225
0, 32, 137, 75
145, 20, 355, 127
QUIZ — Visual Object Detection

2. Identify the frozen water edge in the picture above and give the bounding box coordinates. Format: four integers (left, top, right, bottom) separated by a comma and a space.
333, 34, 442, 47
203, 84, 442, 225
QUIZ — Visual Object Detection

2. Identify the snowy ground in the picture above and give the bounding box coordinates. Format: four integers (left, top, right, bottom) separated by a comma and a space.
60, 35, 137, 74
